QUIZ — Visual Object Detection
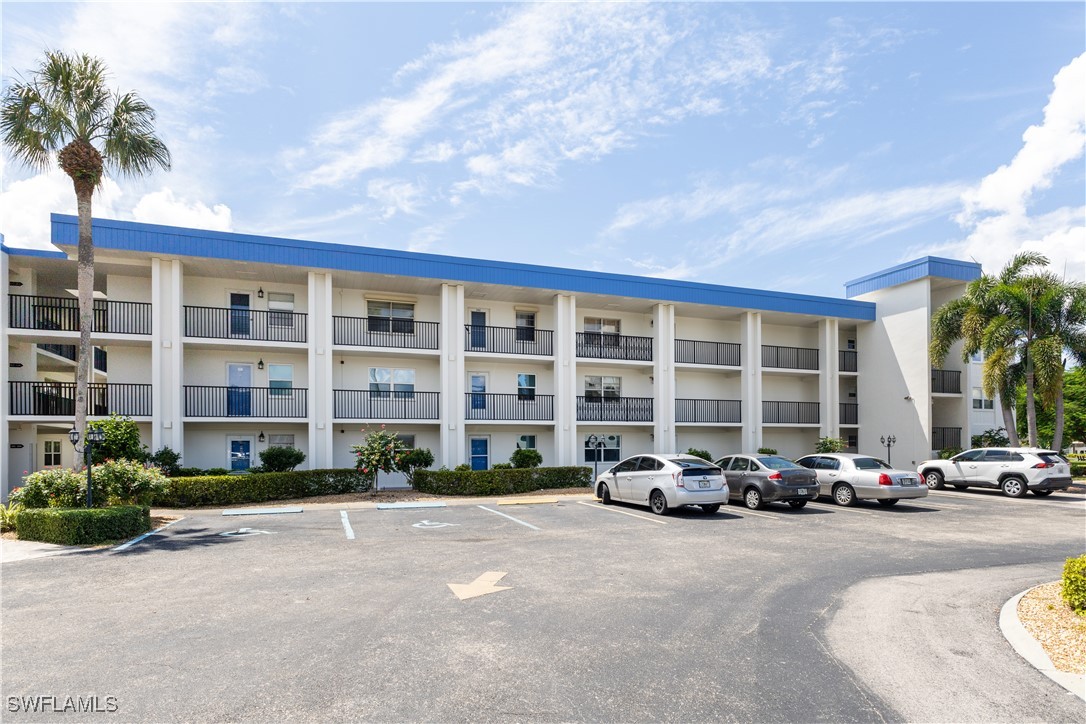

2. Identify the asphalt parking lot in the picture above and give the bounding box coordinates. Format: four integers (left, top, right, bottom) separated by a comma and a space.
3, 488, 1084, 722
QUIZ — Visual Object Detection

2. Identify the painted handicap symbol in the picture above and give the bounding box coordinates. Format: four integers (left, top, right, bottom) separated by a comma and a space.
219, 527, 276, 537
412, 520, 460, 529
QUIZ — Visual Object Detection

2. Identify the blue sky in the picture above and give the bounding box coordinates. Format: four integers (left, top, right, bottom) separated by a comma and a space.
2, 2, 1084, 296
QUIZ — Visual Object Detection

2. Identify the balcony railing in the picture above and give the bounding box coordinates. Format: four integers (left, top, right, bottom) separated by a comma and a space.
932, 369, 962, 394
576, 396, 653, 422
839, 350, 857, 372
933, 426, 962, 450
840, 402, 858, 425
184, 386, 308, 418
332, 316, 439, 350
464, 393, 554, 421
464, 325, 554, 356
37, 343, 76, 361
675, 339, 740, 366
675, 398, 741, 424
94, 348, 107, 373
762, 345, 819, 371
762, 400, 820, 424
333, 390, 439, 420
9, 294, 152, 335
185, 306, 307, 343
576, 332, 653, 362
9, 381, 151, 417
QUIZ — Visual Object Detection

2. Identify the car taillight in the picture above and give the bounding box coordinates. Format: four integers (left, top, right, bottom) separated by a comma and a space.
878, 473, 892, 486
768, 471, 782, 480
674, 471, 684, 487
1032, 462, 1051, 469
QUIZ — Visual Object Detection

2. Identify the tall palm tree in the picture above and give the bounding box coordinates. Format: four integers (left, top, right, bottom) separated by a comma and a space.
2, 51, 170, 454
1031, 275, 1086, 450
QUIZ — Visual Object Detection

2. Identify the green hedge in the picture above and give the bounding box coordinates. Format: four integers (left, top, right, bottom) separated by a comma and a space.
152, 469, 368, 507
413, 466, 592, 496
1070, 462, 1085, 478
1063, 554, 1086, 615
17, 506, 150, 545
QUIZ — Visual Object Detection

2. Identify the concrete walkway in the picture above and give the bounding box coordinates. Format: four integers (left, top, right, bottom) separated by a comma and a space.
1, 538, 95, 564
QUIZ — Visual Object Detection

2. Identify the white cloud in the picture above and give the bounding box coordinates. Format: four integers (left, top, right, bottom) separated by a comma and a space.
366, 179, 422, 220
130, 188, 232, 231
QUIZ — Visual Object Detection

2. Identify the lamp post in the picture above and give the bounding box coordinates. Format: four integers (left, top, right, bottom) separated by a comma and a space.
69, 426, 106, 507
880, 435, 896, 465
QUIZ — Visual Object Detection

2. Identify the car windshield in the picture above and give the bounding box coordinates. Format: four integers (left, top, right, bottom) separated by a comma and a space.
757, 456, 801, 470
853, 457, 891, 470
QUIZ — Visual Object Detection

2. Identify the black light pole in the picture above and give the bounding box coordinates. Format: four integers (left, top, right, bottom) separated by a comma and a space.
70, 426, 105, 507
587, 434, 600, 479
880, 435, 896, 465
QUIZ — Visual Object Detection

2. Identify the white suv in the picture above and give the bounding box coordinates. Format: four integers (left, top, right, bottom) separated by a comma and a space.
917, 448, 1072, 498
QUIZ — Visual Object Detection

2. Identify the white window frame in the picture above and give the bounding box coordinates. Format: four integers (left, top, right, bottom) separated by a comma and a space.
517, 373, 537, 401
268, 434, 295, 448
370, 367, 416, 398
584, 375, 621, 400
367, 300, 416, 333
267, 292, 295, 328
268, 364, 293, 397
42, 439, 62, 468
972, 387, 994, 410
517, 434, 537, 450
584, 317, 621, 347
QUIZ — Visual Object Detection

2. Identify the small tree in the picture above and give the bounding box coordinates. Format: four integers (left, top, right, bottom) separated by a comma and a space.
148, 446, 182, 476
351, 426, 406, 492
971, 428, 1011, 449
259, 446, 306, 472
87, 414, 147, 464
510, 448, 543, 468
399, 448, 435, 486
684, 448, 712, 462
815, 437, 846, 453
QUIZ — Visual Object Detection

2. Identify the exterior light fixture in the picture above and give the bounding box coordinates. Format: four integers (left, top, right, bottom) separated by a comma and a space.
880, 435, 897, 465
68, 427, 81, 448
258, 431, 266, 443
257, 358, 264, 370
257, 287, 264, 299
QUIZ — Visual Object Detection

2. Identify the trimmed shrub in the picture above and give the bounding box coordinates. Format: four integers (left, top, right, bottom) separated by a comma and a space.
815, 437, 846, 453
13, 467, 108, 509
96, 459, 168, 505
414, 466, 592, 496
1070, 462, 1086, 478
149, 446, 183, 476
684, 448, 713, 462
400, 448, 435, 486
259, 446, 306, 472
17, 505, 150, 545
152, 469, 368, 508
939, 447, 963, 460
1062, 554, 1086, 615
510, 448, 543, 468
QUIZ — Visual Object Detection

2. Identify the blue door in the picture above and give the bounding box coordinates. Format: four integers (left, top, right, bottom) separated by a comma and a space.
226, 363, 252, 416
470, 310, 487, 348
229, 293, 251, 337
230, 439, 252, 471
470, 438, 489, 471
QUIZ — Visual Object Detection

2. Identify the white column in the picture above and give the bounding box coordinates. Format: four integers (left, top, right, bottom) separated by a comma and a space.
439, 284, 466, 468
151, 258, 184, 455
653, 303, 676, 453
1, 250, 9, 497
740, 312, 763, 453
818, 318, 840, 439
307, 272, 335, 469
553, 294, 578, 466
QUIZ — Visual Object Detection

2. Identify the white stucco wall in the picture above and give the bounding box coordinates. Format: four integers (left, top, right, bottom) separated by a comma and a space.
184, 423, 309, 470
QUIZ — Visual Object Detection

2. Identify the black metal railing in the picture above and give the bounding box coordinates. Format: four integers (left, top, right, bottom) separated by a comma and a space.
840, 402, 858, 425
184, 306, 307, 343
576, 395, 653, 422
464, 325, 554, 356
333, 390, 439, 420
839, 350, 857, 372
9, 381, 151, 417
464, 393, 554, 421
762, 345, 819, 370
37, 343, 77, 361
332, 316, 439, 350
184, 386, 308, 418
675, 398, 741, 423
576, 332, 653, 361
932, 369, 962, 394
675, 339, 740, 366
762, 400, 820, 424
9, 294, 151, 335
933, 426, 962, 450
94, 348, 107, 373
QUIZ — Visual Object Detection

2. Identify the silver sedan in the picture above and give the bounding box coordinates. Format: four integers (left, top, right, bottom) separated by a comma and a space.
795, 453, 928, 506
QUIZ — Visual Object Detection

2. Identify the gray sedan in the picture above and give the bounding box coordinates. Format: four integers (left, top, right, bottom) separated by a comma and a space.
795, 453, 928, 506
714, 454, 819, 509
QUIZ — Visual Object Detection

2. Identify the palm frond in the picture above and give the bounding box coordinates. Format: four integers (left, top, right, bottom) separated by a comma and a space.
102, 91, 171, 176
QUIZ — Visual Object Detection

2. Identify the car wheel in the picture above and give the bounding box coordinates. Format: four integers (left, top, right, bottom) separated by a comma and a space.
833, 483, 856, 507
788, 500, 807, 509
744, 488, 764, 510
924, 471, 945, 490
1032, 490, 1054, 497
877, 499, 899, 507
598, 483, 612, 505
700, 503, 721, 514
1001, 476, 1028, 498
649, 490, 669, 516
952, 485, 968, 490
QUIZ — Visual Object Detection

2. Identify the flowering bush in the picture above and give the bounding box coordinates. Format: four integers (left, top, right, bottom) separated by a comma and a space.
96, 459, 169, 505
11, 460, 166, 508
12, 468, 90, 508
350, 426, 406, 491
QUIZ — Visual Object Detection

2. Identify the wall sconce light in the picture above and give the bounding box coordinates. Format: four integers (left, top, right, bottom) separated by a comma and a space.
257, 287, 264, 299
257, 359, 265, 370
258, 431, 266, 443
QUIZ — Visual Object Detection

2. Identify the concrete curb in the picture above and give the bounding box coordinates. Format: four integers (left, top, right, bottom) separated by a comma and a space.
999, 585, 1086, 701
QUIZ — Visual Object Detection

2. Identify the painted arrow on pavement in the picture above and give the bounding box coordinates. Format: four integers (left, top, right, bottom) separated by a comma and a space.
447, 571, 512, 601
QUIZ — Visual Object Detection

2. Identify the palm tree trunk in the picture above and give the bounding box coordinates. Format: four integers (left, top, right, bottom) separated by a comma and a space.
73, 184, 94, 467
1000, 402, 1020, 446
1025, 368, 1038, 447
1052, 377, 1065, 452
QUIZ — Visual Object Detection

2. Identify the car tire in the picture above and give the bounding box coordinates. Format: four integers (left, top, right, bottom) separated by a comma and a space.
924, 471, 945, 490
833, 483, 856, 506
877, 499, 899, 507
700, 503, 721, 514
744, 488, 764, 510
649, 490, 669, 516
598, 483, 612, 505
1001, 476, 1029, 498
1032, 490, 1054, 497
788, 500, 808, 509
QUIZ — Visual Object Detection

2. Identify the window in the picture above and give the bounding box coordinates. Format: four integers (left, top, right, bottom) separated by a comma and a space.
43, 440, 61, 467
370, 367, 415, 398
970, 351, 984, 363
847, 434, 858, 449
972, 387, 994, 410
368, 300, 415, 333
516, 311, 536, 342
585, 317, 621, 346
584, 375, 621, 401
729, 457, 749, 471
268, 364, 293, 396
584, 434, 621, 463
846, 339, 856, 350
268, 434, 295, 448
517, 435, 536, 450
396, 434, 416, 449
268, 292, 295, 327
517, 373, 536, 401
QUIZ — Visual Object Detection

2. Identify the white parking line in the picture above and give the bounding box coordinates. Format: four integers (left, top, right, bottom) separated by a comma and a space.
730, 507, 783, 520
477, 505, 541, 531
340, 510, 355, 540
114, 517, 186, 551
808, 502, 875, 515
576, 501, 667, 524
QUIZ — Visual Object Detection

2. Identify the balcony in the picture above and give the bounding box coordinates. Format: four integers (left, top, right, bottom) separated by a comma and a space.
675, 339, 740, 366
839, 350, 857, 372
9, 381, 151, 417
332, 316, 439, 350
675, 398, 741, 424
576, 332, 652, 362
464, 325, 554, 356
762, 400, 820, 424
933, 426, 962, 450
333, 390, 439, 420
184, 386, 308, 418
36, 344, 108, 372
464, 393, 554, 421
932, 369, 962, 394
840, 402, 858, 425
9, 294, 152, 335
184, 306, 307, 343
762, 345, 819, 371
576, 396, 653, 422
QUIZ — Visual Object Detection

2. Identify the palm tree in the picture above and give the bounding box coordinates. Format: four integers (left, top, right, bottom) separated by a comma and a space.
2, 51, 170, 454
1031, 276, 1086, 450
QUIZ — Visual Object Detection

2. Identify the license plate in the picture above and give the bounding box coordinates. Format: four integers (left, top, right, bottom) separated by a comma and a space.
797, 488, 807, 495
699, 480, 710, 489
902, 479, 915, 486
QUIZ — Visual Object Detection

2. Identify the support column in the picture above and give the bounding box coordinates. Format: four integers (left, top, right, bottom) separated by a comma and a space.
151, 258, 184, 456
653, 303, 676, 453
439, 284, 466, 468
818, 318, 840, 439
553, 294, 578, 466
307, 272, 335, 469
1, 249, 9, 498
740, 312, 763, 453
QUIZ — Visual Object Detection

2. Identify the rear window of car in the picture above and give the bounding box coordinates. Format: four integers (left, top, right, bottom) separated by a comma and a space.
757, 456, 802, 470
1038, 453, 1064, 464
680, 465, 722, 477
853, 457, 891, 470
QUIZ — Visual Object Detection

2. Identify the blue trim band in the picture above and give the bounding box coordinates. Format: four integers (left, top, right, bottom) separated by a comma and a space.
2, 241, 68, 259
844, 256, 981, 298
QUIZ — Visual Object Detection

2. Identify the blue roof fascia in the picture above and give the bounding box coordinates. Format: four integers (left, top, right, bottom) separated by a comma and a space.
844, 256, 981, 298
51, 214, 876, 321
1, 240, 67, 259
